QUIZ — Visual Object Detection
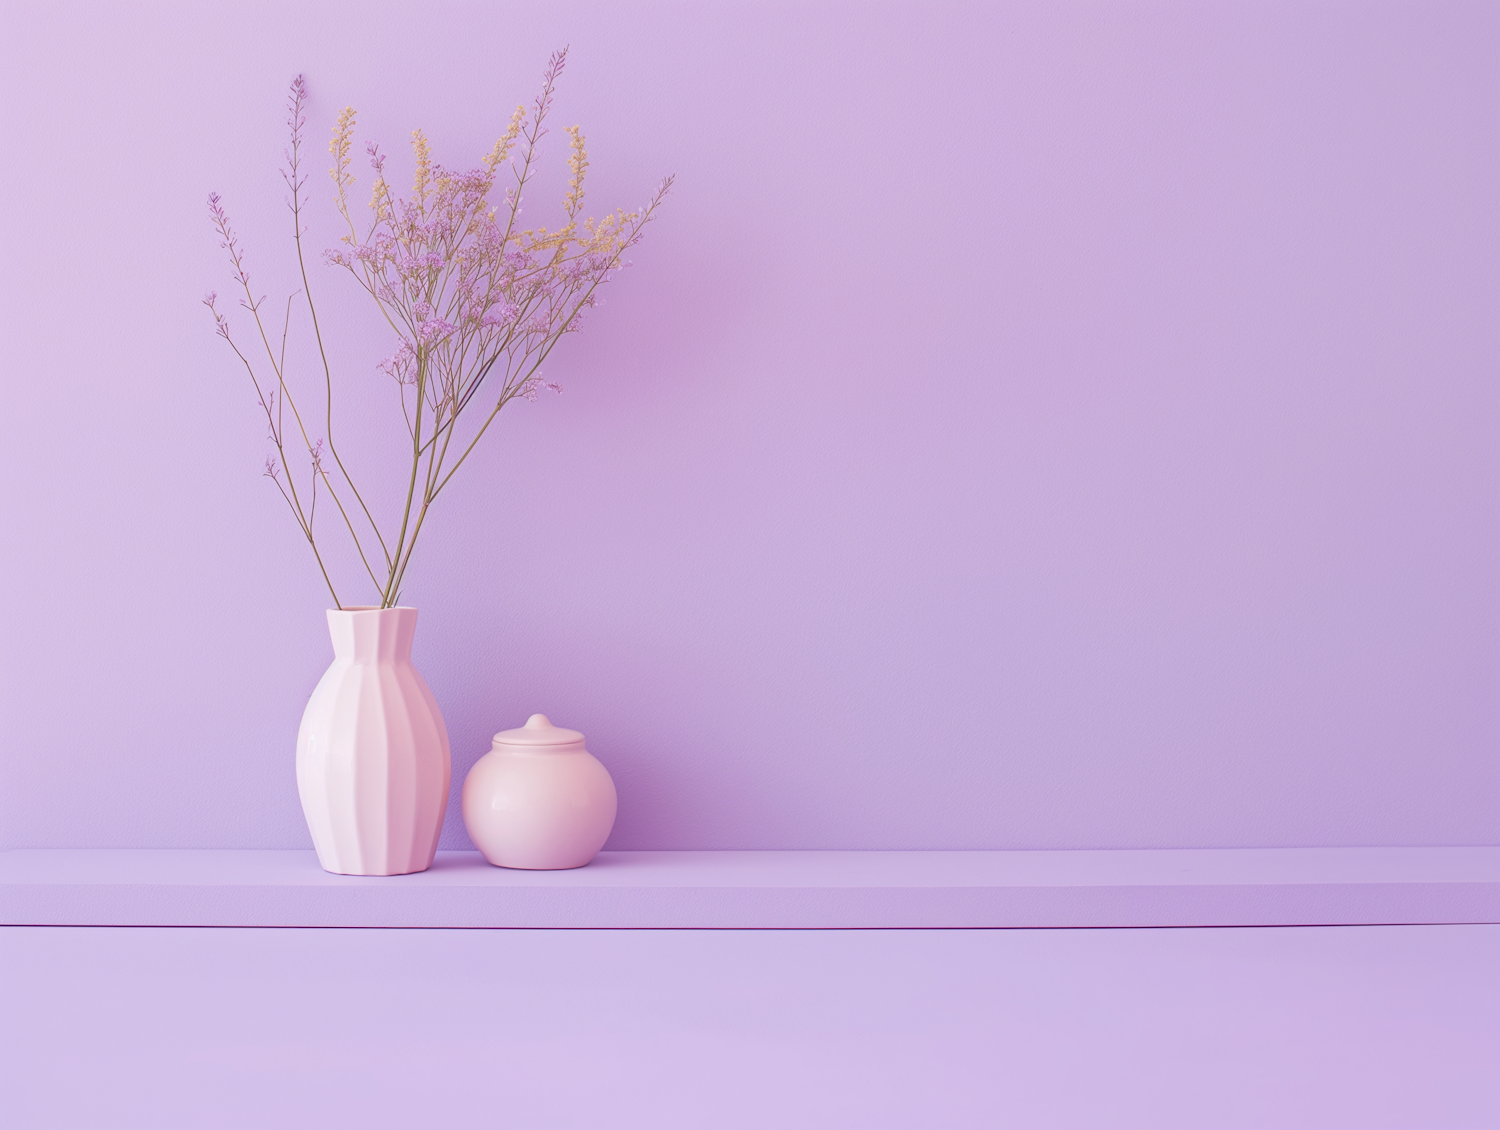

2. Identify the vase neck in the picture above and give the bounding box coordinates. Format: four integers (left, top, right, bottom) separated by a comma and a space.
326, 607, 418, 664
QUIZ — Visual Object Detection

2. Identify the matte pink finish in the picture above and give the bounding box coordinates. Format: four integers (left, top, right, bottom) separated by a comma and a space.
462, 714, 617, 869
296, 608, 451, 875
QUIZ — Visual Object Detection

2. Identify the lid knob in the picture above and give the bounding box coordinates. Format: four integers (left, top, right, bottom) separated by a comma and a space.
492, 713, 586, 747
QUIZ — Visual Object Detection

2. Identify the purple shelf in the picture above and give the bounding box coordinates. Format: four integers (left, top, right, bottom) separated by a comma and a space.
4, 846, 1499, 928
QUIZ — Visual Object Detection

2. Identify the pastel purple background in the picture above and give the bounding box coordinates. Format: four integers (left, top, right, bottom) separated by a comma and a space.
2, 0, 1497, 853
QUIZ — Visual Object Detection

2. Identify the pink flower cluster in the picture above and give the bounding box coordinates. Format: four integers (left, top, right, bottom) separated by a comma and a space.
206, 52, 670, 609
327, 49, 671, 428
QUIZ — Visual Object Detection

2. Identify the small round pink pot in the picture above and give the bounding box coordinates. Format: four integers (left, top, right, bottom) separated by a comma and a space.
461, 714, 618, 870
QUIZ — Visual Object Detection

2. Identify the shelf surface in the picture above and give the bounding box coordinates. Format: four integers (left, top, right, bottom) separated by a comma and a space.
4, 846, 1499, 928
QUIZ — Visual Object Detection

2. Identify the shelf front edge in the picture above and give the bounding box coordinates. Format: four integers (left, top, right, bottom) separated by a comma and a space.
4, 847, 1499, 928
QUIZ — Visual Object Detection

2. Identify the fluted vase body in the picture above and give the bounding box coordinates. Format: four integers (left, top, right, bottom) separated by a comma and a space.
296, 607, 451, 876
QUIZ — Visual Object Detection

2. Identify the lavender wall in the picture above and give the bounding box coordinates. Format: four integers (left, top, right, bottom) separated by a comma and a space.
1, 1, 1496, 852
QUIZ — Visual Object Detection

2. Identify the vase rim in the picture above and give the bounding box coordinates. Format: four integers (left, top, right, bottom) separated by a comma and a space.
330, 605, 417, 614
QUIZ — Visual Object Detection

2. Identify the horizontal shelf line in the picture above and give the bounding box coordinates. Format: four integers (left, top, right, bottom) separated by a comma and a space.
4, 847, 1498, 929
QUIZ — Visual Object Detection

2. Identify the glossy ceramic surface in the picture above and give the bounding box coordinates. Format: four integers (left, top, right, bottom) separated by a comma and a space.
462, 714, 617, 869
296, 607, 451, 875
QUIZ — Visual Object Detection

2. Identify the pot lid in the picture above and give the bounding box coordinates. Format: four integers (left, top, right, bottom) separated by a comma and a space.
493, 713, 585, 747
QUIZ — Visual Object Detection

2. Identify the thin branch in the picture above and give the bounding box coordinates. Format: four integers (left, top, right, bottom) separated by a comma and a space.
286, 87, 392, 572
208, 59, 668, 612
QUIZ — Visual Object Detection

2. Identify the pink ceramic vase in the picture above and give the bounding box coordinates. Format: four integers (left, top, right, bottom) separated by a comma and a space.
295, 607, 451, 876
461, 714, 617, 869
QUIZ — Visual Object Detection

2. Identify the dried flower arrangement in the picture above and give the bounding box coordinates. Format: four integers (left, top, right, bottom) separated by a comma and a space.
206, 49, 670, 608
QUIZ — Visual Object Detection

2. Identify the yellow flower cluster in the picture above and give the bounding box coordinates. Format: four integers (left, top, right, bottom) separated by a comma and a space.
483, 106, 527, 172
564, 125, 588, 220
329, 107, 357, 188
411, 129, 433, 202
329, 107, 359, 236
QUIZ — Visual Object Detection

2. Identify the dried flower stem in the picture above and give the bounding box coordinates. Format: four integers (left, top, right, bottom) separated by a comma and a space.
208, 53, 670, 608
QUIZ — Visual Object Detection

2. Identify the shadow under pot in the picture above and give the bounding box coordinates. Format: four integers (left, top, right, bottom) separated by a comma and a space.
461, 714, 618, 869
